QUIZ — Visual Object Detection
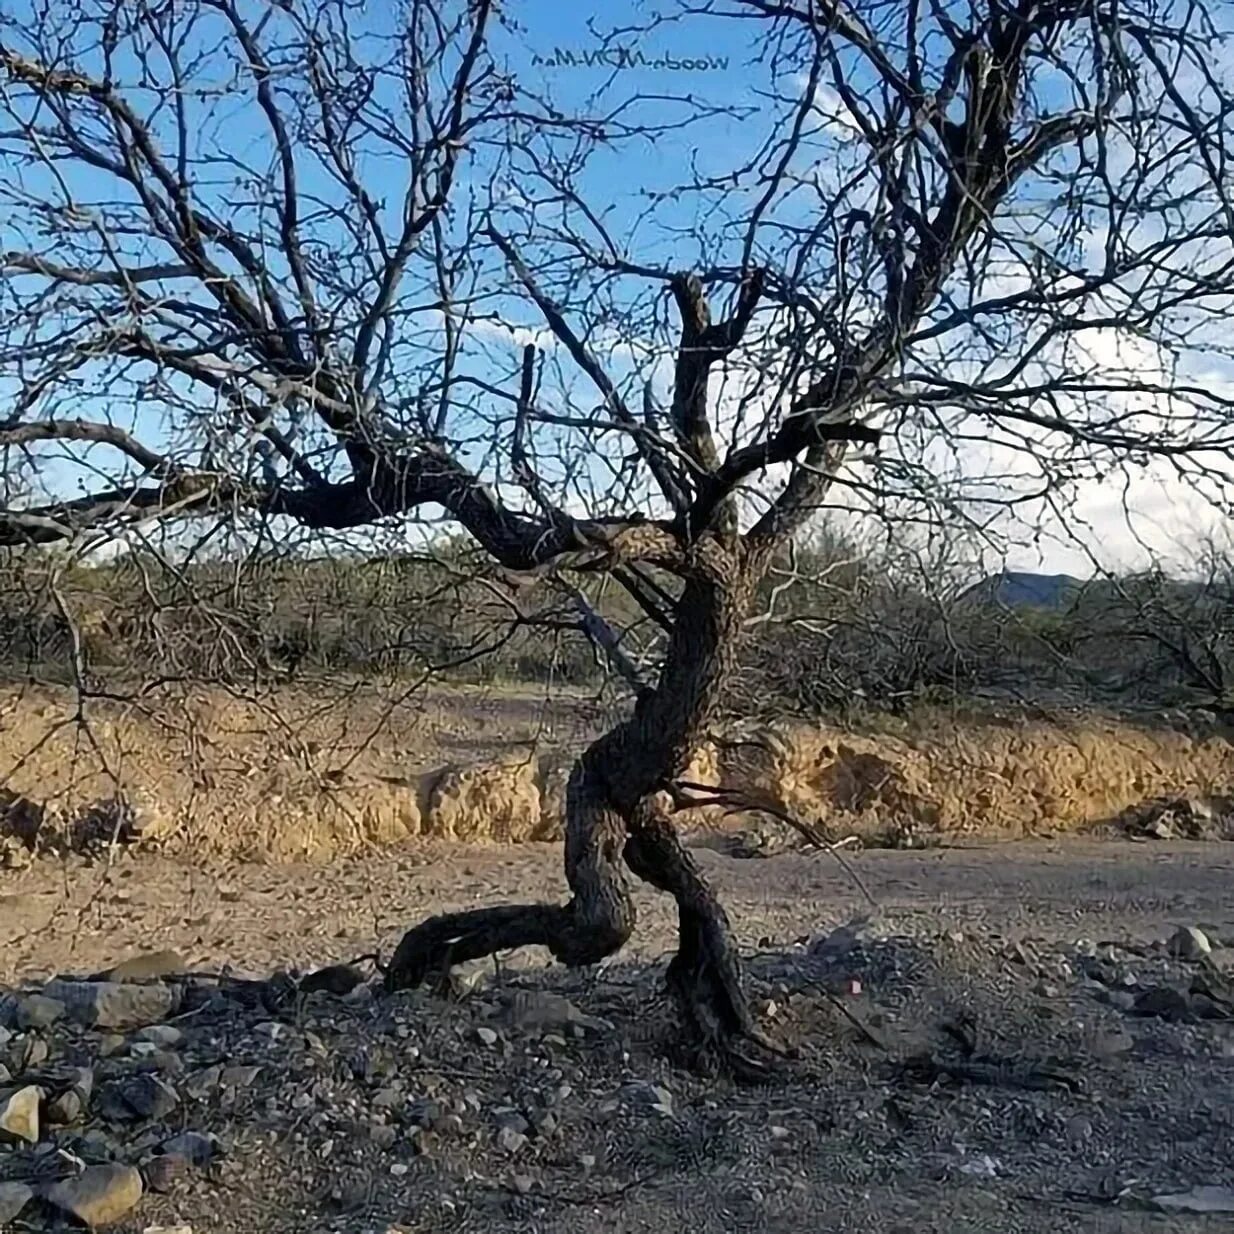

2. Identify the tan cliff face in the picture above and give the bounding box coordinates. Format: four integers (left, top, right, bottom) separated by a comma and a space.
1, 685, 1231, 862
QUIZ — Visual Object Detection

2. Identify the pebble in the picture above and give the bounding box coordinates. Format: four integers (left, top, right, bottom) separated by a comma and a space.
17, 993, 65, 1029
370, 1124, 398, 1149
0, 1181, 33, 1224
619, 1080, 674, 1116
101, 1074, 180, 1121
389, 1162, 409, 1177
10, 1035, 49, 1071
47, 1088, 85, 1126
162, 1131, 216, 1166
503, 990, 612, 1035
137, 1024, 184, 1048
143, 1152, 191, 1193
0, 1084, 41, 1143
475, 1026, 499, 1047
1168, 926, 1212, 960
44, 979, 179, 1029
46, 1163, 144, 1227
496, 1125, 528, 1154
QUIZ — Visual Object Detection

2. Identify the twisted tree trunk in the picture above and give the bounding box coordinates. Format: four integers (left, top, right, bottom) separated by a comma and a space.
386, 538, 775, 1070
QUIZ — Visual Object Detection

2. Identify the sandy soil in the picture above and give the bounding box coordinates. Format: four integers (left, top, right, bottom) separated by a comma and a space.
3, 837, 1234, 1233
5, 837, 1234, 983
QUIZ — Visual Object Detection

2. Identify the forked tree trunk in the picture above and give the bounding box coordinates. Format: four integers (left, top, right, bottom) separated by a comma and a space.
386, 539, 775, 1071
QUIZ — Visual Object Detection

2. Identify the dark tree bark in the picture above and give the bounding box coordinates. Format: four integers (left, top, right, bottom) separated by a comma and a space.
386, 539, 783, 1070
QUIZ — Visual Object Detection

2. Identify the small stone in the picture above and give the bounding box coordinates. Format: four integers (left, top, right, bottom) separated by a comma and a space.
1091, 1027, 1134, 1057
18, 993, 65, 1029
770, 1124, 791, 1140
99, 1034, 127, 1057
475, 1026, 499, 1047
300, 964, 365, 996
143, 1153, 190, 1193
494, 1109, 530, 1135
161, 1131, 216, 1167
47, 1088, 85, 1125
46, 1163, 143, 1227
373, 1086, 404, 1110
496, 1125, 528, 1154
101, 1073, 180, 1121
578, 1152, 596, 1170
503, 990, 612, 1035
619, 1081, 674, 1117
143, 1226, 193, 1234
0, 1181, 34, 1223
1168, 927, 1212, 960
137, 1024, 183, 1048
389, 1162, 409, 1177
527, 1107, 558, 1137
0, 1084, 41, 1143
511, 1174, 534, 1195
1067, 1115, 1093, 1142
220, 1064, 261, 1089
45, 979, 178, 1029
10, 1034, 49, 1071
370, 1124, 397, 1150
1134, 986, 1193, 1021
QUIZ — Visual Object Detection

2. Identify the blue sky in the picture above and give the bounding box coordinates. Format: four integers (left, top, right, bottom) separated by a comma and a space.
2, 0, 1232, 577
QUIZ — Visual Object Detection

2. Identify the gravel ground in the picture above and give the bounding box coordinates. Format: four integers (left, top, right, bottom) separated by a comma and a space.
2, 837, 1233, 1232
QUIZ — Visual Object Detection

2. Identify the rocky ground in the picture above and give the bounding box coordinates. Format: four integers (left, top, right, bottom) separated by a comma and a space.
2, 838, 1234, 1232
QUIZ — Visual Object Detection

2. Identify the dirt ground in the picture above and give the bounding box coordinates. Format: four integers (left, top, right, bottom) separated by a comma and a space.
3, 836, 1234, 1233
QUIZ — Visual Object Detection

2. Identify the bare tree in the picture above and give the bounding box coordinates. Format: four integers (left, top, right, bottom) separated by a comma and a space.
3, 0, 1233, 1071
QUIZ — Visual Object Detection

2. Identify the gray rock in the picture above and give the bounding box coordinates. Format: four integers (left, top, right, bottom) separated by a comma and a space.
137, 1024, 183, 1048
143, 1152, 190, 1193
407, 1098, 442, 1129
220, 1064, 261, 1089
299, 964, 365, 996
161, 1130, 216, 1167
369, 1123, 397, 1150
100, 1073, 180, 1121
0, 1181, 34, 1224
618, 1081, 674, 1116
8, 1033, 49, 1072
502, 990, 613, 1035
45, 1163, 144, 1226
47, 1088, 84, 1126
1168, 926, 1212, 960
0, 1084, 41, 1143
527, 1106, 559, 1137
496, 1125, 528, 1154
0, 994, 18, 1030
44, 979, 179, 1029
18, 993, 66, 1029
372, 1086, 404, 1110
475, 1026, 499, 1047
1133, 985, 1193, 1021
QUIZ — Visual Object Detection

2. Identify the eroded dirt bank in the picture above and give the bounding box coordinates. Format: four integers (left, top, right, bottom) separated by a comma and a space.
2, 684, 1231, 862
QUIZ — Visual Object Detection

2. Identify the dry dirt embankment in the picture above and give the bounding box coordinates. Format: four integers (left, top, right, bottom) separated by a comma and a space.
1, 684, 1232, 862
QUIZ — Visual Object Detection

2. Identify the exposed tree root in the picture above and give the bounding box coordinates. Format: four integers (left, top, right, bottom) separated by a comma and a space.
625, 805, 791, 1081
385, 755, 636, 992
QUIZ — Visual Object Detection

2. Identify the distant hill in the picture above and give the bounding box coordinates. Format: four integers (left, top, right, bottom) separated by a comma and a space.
957, 571, 1086, 611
